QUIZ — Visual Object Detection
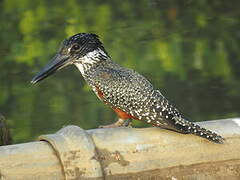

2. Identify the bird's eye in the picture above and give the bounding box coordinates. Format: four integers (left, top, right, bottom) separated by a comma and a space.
72, 44, 80, 51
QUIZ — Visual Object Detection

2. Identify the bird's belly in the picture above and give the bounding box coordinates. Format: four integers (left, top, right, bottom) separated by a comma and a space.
93, 85, 139, 120
112, 108, 136, 120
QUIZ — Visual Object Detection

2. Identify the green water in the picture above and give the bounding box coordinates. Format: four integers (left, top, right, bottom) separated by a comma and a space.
0, 0, 240, 143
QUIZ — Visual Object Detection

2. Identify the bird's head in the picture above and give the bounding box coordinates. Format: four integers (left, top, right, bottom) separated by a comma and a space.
31, 33, 109, 84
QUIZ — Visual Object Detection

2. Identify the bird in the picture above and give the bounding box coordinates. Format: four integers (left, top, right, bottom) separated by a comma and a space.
31, 33, 224, 144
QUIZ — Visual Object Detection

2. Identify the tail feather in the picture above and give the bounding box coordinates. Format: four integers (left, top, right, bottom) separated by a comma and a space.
173, 117, 224, 144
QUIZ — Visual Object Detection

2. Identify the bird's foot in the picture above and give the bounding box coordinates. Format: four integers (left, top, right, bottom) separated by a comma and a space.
99, 118, 132, 128
122, 119, 132, 128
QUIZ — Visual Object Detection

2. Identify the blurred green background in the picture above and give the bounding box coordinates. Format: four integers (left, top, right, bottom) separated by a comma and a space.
0, 0, 240, 143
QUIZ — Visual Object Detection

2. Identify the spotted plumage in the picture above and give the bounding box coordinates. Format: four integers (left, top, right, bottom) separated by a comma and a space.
31, 33, 224, 144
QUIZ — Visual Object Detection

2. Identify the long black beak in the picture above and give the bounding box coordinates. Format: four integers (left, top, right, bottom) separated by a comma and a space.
31, 53, 70, 84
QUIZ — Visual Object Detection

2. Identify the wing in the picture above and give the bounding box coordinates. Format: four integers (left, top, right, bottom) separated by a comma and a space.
91, 63, 185, 131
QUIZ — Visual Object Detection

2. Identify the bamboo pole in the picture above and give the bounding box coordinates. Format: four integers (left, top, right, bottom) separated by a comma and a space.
0, 118, 240, 180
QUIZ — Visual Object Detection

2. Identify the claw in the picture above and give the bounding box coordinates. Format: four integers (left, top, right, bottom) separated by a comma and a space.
123, 119, 132, 128
99, 118, 132, 128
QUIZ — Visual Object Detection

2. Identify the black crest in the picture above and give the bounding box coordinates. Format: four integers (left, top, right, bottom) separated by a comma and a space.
63, 33, 108, 57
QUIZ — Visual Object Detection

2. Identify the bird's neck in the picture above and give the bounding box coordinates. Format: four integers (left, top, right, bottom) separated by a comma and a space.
74, 48, 110, 76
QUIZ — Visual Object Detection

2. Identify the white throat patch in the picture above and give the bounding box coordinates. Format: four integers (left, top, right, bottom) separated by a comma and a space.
85, 48, 107, 60
74, 48, 108, 75
75, 63, 85, 75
